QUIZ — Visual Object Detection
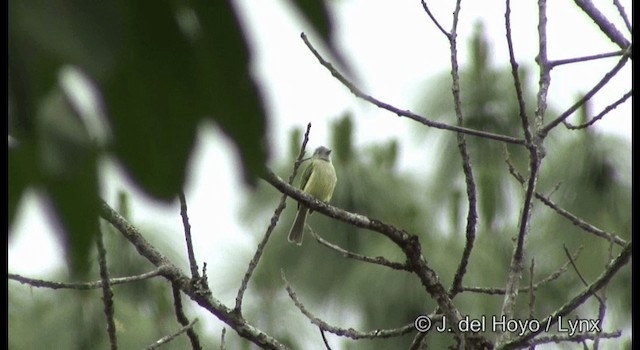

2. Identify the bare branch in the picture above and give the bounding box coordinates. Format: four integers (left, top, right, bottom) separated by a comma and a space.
220, 328, 226, 350
498, 2, 551, 333
562, 244, 604, 304
534, 0, 551, 130
447, 0, 479, 300
319, 328, 333, 350
263, 169, 465, 331
505, 153, 627, 247
505, 0, 533, 142
99, 200, 288, 350
527, 259, 536, 320
408, 331, 427, 350
540, 50, 630, 138
534, 191, 627, 247
300, 32, 525, 146
518, 331, 621, 348
147, 318, 199, 350
563, 90, 632, 130
8, 268, 166, 290
612, 0, 632, 32
549, 50, 626, 68
234, 123, 312, 314
593, 287, 608, 349
179, 192, 200, 280
562, 245, 590, 287
498, 114, 543, 345
500, 242, 631, 349
172, 284, 201, 349
420, 0, 450, 38
462, 245, 583, 295
282, 271, 414, 340
310, 228, 410, 271
96, 229, 118, 350
504, 147, 526, 185
573, 0, 631, 50
593, 239, 616, 350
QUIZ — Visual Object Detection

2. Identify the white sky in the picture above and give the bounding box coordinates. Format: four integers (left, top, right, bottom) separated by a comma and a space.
8, 0, 631, 347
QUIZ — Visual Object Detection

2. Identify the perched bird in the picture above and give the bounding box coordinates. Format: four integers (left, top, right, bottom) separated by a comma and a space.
288, 146, 337, 245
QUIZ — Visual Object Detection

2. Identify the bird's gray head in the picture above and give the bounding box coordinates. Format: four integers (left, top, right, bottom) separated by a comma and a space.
313, 146, 332, 161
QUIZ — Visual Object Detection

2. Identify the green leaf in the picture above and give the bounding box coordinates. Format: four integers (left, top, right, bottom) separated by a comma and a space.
191, 0, 268, 185
10, 0, 273, 272
46, 161, 100, 278
8, 147, 32, 233
104, 1, 269, 198
289, 0, 333, 45
103, 1, 204, 200
37, 90, 100, 276
288, 0, 351, 73
8, 0, 119, 80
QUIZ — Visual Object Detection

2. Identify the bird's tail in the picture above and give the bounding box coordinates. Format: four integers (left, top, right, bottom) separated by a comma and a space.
287, 207, 308, 245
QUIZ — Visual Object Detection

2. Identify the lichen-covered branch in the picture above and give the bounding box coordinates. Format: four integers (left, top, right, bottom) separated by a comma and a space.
99, 200, 288, 350
500, 242, 631, 349
263, 169, 471, 342
234, 123, 312, 314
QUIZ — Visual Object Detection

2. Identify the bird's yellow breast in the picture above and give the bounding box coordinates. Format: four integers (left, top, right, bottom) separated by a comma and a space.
303, 159, 337, 202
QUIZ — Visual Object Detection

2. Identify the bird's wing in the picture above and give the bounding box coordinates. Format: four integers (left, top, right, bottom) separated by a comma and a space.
297, 161, 314, 208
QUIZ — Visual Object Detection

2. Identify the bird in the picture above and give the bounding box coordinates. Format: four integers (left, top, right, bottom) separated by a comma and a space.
288, 146, 337, 245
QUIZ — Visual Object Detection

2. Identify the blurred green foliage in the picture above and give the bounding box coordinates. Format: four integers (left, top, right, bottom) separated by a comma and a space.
8, 1, 631, 349
8, 0, 338, 276
8, 192, 219, 349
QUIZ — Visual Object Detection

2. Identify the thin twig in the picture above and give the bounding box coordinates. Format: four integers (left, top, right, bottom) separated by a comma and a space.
505, 155, 627, 246
562, 245, 590, 286
319, 328, 333, 350
300, 32, 525, 146
220, 328, 226, 350
96, 229, 118, 350
516, 331, 621, 348
563, 243, 604, 304
309, 228, 410, 271
534, 0, 551, 130
593, 289, 608, 349
408, 312, 448, 349
172, 284, 202, 349
540, 51, 630, 138
447, 0, 479, 300
498, 2, 550, 334
594, 239, 615, 350
505, 0, 533, 143
420, 0, 450, 39
8, 268, 166, 290
179, 192, 200, 280
498, 101, 543, 345
535, 192, 627, 246
500, 242, 631, 349
147, 318, 199, 350
99, 200, 288, 350
612, 0, 632, 32
504, 147, 526, 185
234, 123, 312, 313
573, 0, 631, 50
563, 90, 632, 130
528, 259, 535, 321
499, 147, 542, 344
462, 245, 583, 295
282, 271, 414, 340
408, 331, 428, 350
549, 50, 626, 68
